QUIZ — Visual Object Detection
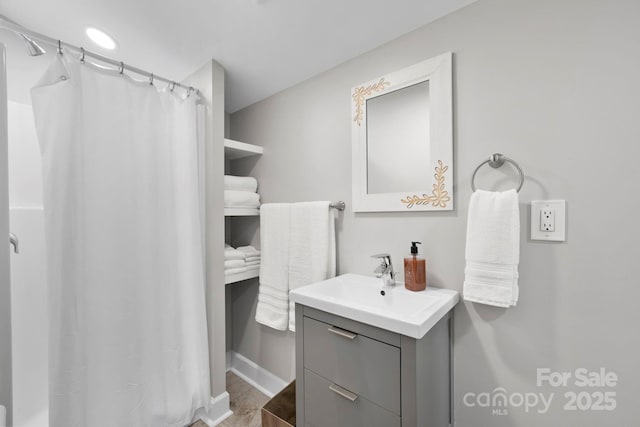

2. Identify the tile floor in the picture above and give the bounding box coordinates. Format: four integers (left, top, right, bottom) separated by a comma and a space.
221, 371, 270, 427
189, 371, 269, 427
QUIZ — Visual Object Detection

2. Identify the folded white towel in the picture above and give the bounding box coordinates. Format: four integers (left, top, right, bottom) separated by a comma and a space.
255, 204, 291, 330
237, 246, 261, 257
463, 190, 520, 308
225, 259, 245, 269
246, 256, 261, 263
224, 175, 258, 193
225, 265, 259, 276
225, 190, 260, 208
225, 248, 246, 261
288, 201, 336, 331
245, 260, 261, 267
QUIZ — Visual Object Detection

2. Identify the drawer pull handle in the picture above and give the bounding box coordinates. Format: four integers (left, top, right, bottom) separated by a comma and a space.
329, 383, 359, 402
328, 326, 357, 340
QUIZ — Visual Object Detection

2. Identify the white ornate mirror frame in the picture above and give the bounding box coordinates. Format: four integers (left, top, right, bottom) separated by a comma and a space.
351, 52, 453, 212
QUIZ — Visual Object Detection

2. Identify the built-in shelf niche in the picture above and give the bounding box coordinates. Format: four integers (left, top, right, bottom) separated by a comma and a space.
224, 137, 262, 286
224, 267, 260, 285
224, 138, 263, 159
224, 208, 260, 216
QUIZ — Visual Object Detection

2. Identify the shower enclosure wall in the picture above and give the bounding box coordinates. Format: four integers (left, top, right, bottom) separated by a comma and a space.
1, 44, 12, 427
7, 100, 48, 427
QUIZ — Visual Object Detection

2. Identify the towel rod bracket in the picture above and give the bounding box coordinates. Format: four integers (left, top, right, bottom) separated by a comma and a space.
471, 153, 524, 192
488, 153, 506, 168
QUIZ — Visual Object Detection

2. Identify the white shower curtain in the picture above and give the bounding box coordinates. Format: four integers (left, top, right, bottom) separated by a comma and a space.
30, 54, 210, 427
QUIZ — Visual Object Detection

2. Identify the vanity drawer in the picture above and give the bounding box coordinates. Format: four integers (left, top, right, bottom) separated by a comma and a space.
303, 316, 400, 414
304, 369, 400, 427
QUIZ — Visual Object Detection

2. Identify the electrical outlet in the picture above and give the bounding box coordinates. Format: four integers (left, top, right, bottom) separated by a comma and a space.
540, 208, 555, 232
531, 200, 566, 241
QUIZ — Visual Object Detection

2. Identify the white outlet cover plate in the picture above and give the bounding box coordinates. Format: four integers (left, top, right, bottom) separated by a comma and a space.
531, 200, 566, 241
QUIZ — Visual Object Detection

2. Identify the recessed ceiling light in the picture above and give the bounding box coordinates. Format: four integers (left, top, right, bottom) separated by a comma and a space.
85, 27, 117, 50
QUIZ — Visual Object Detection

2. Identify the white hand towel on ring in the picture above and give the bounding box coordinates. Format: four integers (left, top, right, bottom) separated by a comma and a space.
463, 189, 520, 307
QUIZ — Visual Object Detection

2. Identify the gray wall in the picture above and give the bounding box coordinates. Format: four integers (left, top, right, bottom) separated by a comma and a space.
184, 60, 227, 401
229, 0, 640, 425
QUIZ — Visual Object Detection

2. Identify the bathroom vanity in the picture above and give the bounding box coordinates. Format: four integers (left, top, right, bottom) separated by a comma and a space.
291, 274, 458, 427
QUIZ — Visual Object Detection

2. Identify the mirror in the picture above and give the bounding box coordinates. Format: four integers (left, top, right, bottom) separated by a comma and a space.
352, 52, 453, 212
366, 80, 430, 194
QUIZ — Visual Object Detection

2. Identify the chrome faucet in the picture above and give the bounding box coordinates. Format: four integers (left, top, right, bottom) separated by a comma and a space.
371, 253, 396, 287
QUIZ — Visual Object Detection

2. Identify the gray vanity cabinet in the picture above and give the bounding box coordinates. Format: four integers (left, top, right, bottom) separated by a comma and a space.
295, 304, 452, 427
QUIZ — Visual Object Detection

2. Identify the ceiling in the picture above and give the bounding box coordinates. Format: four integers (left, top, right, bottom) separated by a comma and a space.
0, 0, 475, 112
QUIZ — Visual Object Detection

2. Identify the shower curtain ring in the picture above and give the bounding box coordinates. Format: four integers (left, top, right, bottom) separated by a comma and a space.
169, 81, 176, 91
80, 47, 85, 63
57, 40, 62, 55
187, 87, 193, 97
119, 62, 125, 75
149, 73, 154, 85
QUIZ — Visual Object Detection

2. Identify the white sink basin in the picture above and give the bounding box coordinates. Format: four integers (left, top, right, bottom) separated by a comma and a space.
289, 273, 459, 339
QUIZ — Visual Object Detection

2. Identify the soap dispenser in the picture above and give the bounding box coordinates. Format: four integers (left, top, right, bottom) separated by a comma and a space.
404, 241, 426, 291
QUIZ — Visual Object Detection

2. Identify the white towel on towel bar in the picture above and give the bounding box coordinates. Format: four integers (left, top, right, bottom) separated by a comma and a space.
255, 204, 291, 330
224, 175, 258, 192
288, 201, 336, 331
255, 201, 336, 331
463, 189, 520, 307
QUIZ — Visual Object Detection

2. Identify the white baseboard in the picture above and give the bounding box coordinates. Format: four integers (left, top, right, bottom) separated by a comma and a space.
196, 392, 232, 426
226, 351, 289, 398
225, 351, 232, 371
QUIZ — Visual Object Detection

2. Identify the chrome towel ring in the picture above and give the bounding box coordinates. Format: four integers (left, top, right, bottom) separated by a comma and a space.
471, 153, 524, 192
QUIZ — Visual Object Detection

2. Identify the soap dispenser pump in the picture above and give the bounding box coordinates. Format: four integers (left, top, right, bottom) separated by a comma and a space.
404, 241, 426, 291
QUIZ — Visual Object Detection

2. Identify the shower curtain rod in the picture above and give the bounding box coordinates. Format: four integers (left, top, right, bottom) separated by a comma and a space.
0, 15, 200, 96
